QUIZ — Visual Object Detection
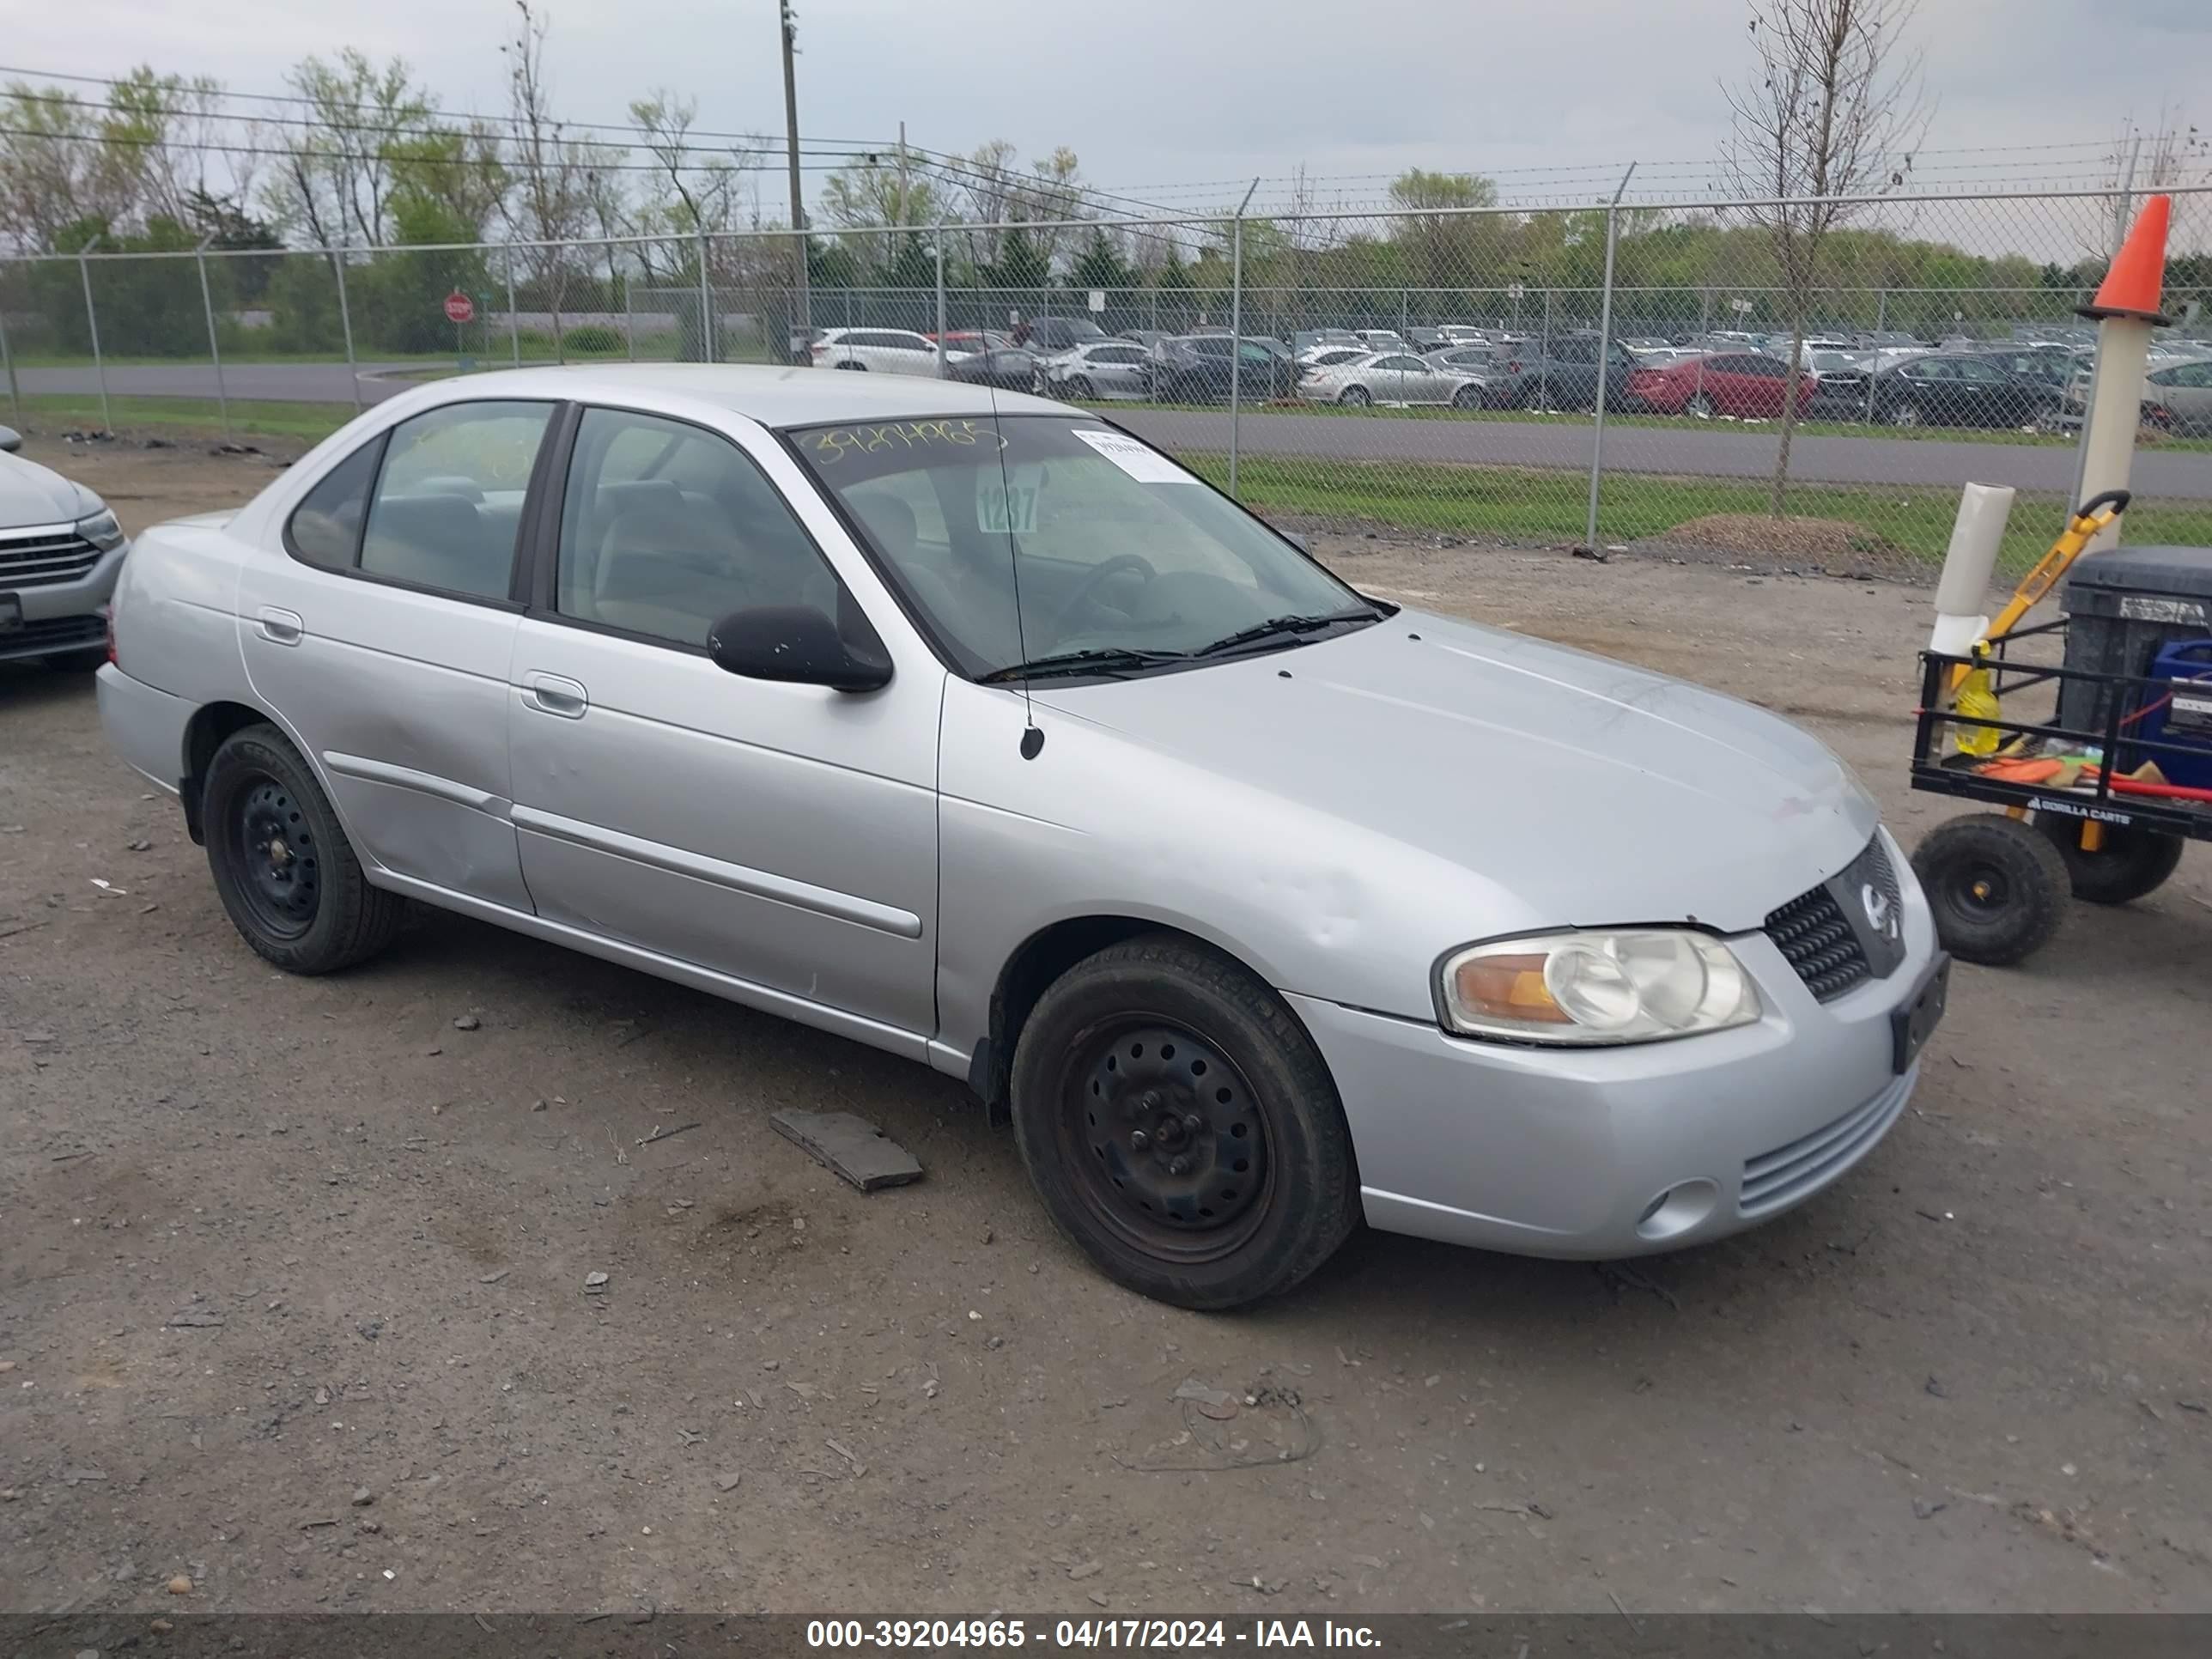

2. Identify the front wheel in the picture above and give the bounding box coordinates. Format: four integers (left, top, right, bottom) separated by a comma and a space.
1064, 375, 1095, 399
2034, 817, 2185, 905
1450, 384, 1482, 410
203, 724, 404, 974
1010, 933, 1359, 1310
1911, 813, 2068, 966
1887, 399, 1921, 428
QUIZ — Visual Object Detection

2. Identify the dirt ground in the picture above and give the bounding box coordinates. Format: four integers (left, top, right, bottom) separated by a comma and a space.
3, 437, 2209, 1619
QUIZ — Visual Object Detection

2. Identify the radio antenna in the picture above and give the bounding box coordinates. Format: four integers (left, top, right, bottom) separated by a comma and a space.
982, 319, 1042, 759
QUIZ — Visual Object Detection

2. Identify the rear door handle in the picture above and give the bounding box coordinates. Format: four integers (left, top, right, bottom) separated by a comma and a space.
256, 606, 304, 646
522, 672, 588, 719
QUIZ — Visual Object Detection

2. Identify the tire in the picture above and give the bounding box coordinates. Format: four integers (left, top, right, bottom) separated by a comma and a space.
1450, 384, 1481, 410
1009, 933, 1360, 1310
2033, 816, 2185, 905
1685, 392, 1716, 419
202, 723, 404, 975
1887, 399, 1921, 428
1065, 376, 1095, 399
1911, 813, 2069, 967
45, 646, 109, 672
1339, 384, 1371, 407
834, 360, 867, 371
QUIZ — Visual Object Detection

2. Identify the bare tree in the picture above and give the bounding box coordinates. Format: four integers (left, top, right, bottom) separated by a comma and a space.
499, 0, 605, 343
1719, 0, 1929, 515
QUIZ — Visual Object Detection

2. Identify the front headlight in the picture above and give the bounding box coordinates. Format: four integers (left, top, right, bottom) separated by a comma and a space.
76, 507, 125, 551
1437, 929, 1762, 1046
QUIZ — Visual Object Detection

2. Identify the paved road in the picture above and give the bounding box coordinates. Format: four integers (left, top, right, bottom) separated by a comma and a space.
17, 361, 2208, 499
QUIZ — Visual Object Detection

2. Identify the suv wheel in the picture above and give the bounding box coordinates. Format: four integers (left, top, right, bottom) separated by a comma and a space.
1010, 933, 1359, 1310
203, 724, 404, 974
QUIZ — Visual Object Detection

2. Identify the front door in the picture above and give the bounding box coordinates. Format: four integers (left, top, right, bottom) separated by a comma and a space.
505, 403, 941, 1049
235, 398, 556, 912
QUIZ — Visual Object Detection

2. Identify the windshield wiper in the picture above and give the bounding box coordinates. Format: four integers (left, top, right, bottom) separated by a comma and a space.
978, 646, 1193, 684
1188, 608, 1384, 659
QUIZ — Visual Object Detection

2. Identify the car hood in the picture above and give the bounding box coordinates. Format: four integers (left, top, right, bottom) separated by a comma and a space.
0, 451, 101, 528
1033, 609, 1876, 934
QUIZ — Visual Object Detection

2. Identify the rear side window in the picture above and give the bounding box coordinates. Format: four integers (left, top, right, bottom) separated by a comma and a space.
284, 441, 383, 569
358, 401, 554, 601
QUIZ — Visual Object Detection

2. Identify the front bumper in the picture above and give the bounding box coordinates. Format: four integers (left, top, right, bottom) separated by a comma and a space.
1, 537, 126, 663
1287, 831, 1940, 1259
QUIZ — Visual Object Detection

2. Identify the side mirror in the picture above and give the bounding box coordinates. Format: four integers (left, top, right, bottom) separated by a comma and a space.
708, 605, 892, 693
0, 426, 20, 454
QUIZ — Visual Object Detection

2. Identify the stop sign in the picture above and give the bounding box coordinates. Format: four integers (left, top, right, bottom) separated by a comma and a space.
443, 289, 476, 325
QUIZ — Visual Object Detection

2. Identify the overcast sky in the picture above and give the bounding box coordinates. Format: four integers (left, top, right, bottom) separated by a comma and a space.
4, 0, 2204, 216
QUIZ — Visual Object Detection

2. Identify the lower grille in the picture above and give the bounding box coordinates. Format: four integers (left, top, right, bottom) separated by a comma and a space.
3, 614, 106, 651
1740, 1073, 1911, 1216
0, 528, 102, 587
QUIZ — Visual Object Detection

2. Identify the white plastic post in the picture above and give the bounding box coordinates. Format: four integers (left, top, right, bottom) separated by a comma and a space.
1929, 483, 2016, 656
2075, 314, 2153, 555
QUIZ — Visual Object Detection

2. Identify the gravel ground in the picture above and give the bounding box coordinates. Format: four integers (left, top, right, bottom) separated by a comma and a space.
3, 440, 2209, 1618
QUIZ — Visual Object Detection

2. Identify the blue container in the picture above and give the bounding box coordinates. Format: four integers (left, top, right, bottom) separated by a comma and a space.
2131, 639, 2212, 790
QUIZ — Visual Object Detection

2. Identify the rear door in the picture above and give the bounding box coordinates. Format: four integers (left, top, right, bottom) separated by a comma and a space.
235, 399, 556, 912
504, 402, 941, 1047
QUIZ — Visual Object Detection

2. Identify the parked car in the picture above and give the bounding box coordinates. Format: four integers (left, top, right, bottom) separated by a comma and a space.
1119, 329, 1170, 349
1626, 352, 1814, 419
929, 331, 1008, 360
1291, 329, 1361, 356
1850, 330, 1923, 350
943, 345, 1041, 392
97, 365, 1944, 1309
2142, 356, 2212, 434
810, 328, 940, 376
1868, 355, 2058, 428
1298, 351, 1489, 409
1013, 315, 1110, 359
1803, 349, 1872, 415
1297, 346, 1372, 372
1428, 344, 1502, 376
1041, 340, 1153, 400
1146, 335, 1296, 402
1350, 329, 1411, 353
0, 424, 131, 670
1486, 334, 1640, 411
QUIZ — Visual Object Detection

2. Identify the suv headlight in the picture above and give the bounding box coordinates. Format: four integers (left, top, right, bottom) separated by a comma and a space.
76, 507, 125, 551
1438, 930, 1762, 1046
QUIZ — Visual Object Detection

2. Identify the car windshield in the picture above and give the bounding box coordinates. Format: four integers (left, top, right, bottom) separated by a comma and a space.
789, 414, 1375, 680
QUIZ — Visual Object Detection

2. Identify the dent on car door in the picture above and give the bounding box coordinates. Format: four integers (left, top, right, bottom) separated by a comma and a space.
504, 404, 941, 1047
236, 399, 556, 909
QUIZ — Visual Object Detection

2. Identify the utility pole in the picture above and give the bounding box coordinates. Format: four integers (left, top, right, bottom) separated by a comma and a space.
780, 0, 811, 337
896, 120, 908, 228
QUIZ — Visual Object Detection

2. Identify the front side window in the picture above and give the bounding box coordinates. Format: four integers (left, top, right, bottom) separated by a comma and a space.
792, 416, 1373, 680
357, 401, 554, 599
556, 407, 838, 647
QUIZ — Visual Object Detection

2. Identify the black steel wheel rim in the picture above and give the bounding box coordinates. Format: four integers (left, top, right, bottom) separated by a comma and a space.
229, 773, 320, 939
1058, 1019, 1273, 1264
1945, 858, 2011, 921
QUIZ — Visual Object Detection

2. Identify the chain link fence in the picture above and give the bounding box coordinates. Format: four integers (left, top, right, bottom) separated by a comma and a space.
3, 187, 2209, 579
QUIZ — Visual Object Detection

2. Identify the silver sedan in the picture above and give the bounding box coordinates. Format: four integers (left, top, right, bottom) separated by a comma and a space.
1040, 340, 1155, 401
97, 368, 1945, 1308
1299, 351, 1489, 409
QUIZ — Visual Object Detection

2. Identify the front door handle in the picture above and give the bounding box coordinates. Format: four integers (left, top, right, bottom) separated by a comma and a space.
257, 606, 304, 646
522, 672, 588, 719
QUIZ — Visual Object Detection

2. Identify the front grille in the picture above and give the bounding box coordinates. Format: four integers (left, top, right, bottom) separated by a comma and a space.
3, 614, 105, 650
0, 526, 102, 588
1764, 836, 1901, 1002
1740, 1073, 1911, 1216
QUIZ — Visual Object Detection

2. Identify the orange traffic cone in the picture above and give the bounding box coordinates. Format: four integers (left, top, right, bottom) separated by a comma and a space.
2078, 193, 2174, 325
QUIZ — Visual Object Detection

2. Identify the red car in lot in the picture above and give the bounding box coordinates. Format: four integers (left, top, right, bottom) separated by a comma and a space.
1627, 352, 1817, 418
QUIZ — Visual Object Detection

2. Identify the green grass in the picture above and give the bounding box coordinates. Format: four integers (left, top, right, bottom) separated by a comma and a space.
12, 393, 356, 441
1179, 450, 2212, 576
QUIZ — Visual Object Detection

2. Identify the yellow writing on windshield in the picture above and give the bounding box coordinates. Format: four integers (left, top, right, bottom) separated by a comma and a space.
809, 420, 1005, 464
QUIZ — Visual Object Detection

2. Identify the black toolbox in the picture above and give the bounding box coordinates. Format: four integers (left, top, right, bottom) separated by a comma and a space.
2058, 544, 2212, 732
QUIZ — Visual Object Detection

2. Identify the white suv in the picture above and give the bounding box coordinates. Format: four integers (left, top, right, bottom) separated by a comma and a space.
809, 328, 939, 376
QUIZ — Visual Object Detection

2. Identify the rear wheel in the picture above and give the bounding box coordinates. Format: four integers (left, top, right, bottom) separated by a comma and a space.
835, 360, 867, 371
2034, 817, 2185, 905
1450, 384, 1482, 410
1911, 813, 2068, 966
1685, 391, 1716, 418
1010, 933, 1359, 1310
1339, 384, 1371, 407
1887, 398, 1922, 428
203, 724, 404, 975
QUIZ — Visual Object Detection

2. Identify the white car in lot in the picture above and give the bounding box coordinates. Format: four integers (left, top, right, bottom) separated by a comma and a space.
809, 328, 940, 376
1040, 341, 1154, 400
1299, 351, 1488, 409
0, 424, 131, 670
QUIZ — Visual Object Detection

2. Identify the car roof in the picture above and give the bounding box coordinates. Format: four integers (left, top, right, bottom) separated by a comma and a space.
392, 364, 1075, 429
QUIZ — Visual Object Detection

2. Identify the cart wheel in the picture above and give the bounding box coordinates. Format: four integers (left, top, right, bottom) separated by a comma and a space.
2033, 817, 2185, 905
1911, 814, 2069, 966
